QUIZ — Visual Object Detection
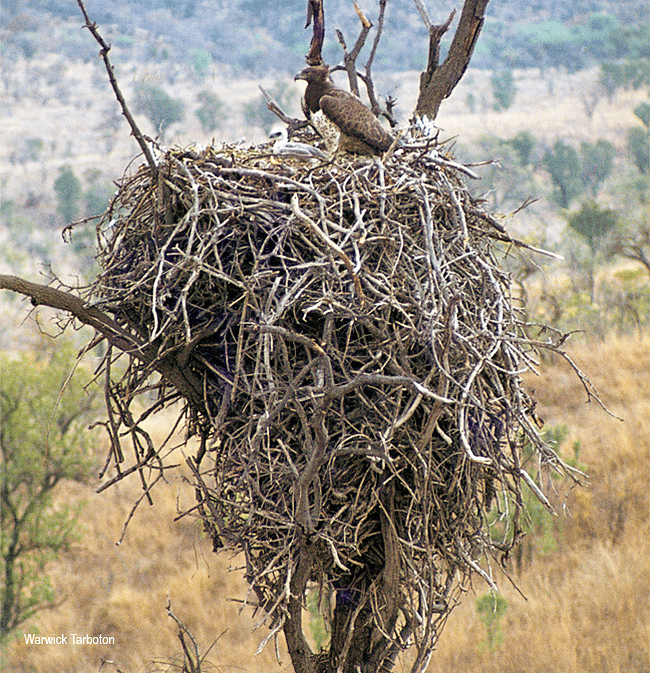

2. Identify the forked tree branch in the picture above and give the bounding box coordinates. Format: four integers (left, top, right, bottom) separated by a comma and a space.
335, 1, 373, 97
414, 0, 489, 120
331, 1, 395, 125
364, 0, 390, 118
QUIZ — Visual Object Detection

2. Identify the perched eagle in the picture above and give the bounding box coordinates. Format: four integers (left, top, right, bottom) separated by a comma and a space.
294, 65, 394, 156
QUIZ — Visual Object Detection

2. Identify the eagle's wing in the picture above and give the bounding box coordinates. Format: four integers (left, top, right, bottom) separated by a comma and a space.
319, 91, 393, 153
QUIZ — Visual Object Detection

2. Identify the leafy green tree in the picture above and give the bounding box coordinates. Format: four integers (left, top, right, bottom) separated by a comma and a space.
543, 139, 584, 208
566, 199, 618, 303
190, 49, 213, 79
53, 165, 82, 223
626, 102, 650, 175
134, 83, 185, 140
82, 168, 114, 218
633, 102, 650, 129
627, 127, 650, 174
599, 61, 650, 101
580, 139, 615, 196
608, 175, 650, 277
475, 593, 508, 652
25, 138, 44, 162
598, 62, 621, 102
485, 424, 576, 571
507, 130, 536, 167
195, 91, 227, 133
567, 199, 618, 255
0, 344, 98, 643
491, 69, 516, 111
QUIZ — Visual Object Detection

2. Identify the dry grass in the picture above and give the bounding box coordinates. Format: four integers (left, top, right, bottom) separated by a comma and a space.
5, 335, 649, 672
426, 534, 649, 673
423, 334, 650, 673
4, 410, 289, 673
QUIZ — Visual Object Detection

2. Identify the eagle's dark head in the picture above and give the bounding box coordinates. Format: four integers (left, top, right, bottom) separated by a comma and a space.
294, 65, 331, 85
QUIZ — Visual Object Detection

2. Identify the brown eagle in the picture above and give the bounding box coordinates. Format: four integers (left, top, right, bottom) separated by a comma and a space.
294, 65, 394, 156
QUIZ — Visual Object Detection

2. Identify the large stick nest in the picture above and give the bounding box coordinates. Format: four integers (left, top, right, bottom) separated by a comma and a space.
91, 133, 579, 665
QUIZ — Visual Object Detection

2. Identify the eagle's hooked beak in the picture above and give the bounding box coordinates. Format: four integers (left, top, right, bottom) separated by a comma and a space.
294, 70, 308, 82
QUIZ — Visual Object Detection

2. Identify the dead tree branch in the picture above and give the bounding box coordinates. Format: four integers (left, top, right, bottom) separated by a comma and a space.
0, 274, 203, 411
330, 1, 395, 126
414, 0, 489, 120
259, 85, 307, 132
304, 0, 325, 65
335, 1, 373, 97
75, 0, 157, 173
364, 0, 391, 119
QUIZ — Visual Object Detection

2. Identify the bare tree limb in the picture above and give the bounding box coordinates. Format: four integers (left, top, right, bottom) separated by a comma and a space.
414, 0, 489, 120
75, 0, 157, 174
364, 0, 390, 118
304, 0, 325, 66
0, 274, 203, 410
331, 1, 396, 126
335, 1, 373, 97
259, 85, 307, 132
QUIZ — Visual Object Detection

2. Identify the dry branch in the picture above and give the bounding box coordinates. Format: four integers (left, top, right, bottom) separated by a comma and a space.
75, 0, 157, 173
2, 125, 603, 672
2, 123, 607, 673
304, 0, 325, 66
10, 126, 597, 671
414, 0, 489, 120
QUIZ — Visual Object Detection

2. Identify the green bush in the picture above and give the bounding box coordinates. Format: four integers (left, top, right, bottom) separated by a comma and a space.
476, 593, 508, 652
134, 83, 185, 140
567, 199, 618, 255
54, 165, 82, 224
580, 139, 615, 196
491, 69, 516, 111
543, 140, 583, 208
627, 127, 650, 174
195, 91, 227, 133
1, 344, 99, 643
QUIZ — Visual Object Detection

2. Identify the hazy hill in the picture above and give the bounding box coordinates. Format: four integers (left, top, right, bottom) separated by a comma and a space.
3, 0, 648, 74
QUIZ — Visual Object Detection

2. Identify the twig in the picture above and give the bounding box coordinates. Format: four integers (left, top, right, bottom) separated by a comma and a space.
75, 0, 157, 174
259, 85, 307, 131
335, 1, 373, 97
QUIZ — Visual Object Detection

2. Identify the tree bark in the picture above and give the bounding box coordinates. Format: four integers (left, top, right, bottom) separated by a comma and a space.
414, 0, 489, 120
0, 275, 204, 410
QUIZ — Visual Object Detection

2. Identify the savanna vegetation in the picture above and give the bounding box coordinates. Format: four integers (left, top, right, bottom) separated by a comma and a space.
1, 0, 649, 670
2, 329, 648, 672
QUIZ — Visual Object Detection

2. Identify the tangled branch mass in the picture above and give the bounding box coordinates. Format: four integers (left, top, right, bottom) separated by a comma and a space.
91, 134, 578, 668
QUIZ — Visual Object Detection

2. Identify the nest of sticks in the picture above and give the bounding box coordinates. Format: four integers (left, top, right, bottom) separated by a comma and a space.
91, 131, 582, 666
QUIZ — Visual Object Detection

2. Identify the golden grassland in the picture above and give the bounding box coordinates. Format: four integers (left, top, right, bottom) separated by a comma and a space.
2, 53, 649, 671
425, 334, 650, 673
4, 333, 649, 673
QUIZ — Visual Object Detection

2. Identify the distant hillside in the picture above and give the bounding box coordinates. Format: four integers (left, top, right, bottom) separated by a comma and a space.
2, 0, 648, 75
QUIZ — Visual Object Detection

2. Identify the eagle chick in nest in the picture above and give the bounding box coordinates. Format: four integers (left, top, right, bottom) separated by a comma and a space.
295, 64, 394, 156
